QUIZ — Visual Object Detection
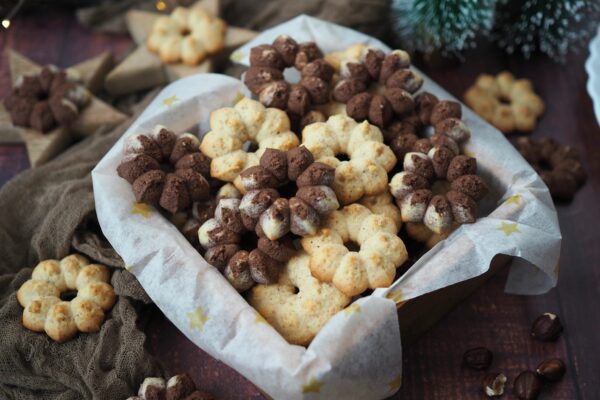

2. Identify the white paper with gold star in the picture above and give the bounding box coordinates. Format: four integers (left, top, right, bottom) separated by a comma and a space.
93, 17, 561, 400
93, 74, 402, 400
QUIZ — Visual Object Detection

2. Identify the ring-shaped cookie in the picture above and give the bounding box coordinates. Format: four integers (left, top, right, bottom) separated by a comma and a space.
301, 114, 397, 205
199, 147, 339, 292
147, 6, 226, 65
248, 253, 350, 346
329, 46, 424, 129
244, 35, 334, 123
5, 65, 90, 133
515, 137, 586, 200
300, 204, 408, 297
464, 71, 545, 133
389, 139, 488, 234
117, 125, 211, 214
200, 98, 300, 192
16, 254, 116, 342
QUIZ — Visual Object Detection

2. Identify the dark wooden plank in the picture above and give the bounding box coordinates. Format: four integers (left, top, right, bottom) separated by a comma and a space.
1, 10, 599, 400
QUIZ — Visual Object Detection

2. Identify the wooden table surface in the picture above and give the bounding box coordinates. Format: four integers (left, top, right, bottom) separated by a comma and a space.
1, 10, 599, 400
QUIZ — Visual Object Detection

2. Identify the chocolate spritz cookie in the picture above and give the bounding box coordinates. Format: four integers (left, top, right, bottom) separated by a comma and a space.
5, 65, 90, 132
128, 373, 214, 400
331, 47, 424, 128
198, 146, 339, 291
389, 135, 488, 234
384, 90, 470, 162
117, 125, 211, 213
244, 35, 335, 130
516, 137, 586, 200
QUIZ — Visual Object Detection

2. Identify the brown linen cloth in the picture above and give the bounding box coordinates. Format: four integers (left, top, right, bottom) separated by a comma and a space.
0, 94, 164, 400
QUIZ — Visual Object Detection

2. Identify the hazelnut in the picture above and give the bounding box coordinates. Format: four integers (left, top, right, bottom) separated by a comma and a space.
463, 347, 493, 370
482, 372, 507, 397
531, 312, 563, 341
513, 370, 541, 400
536, 358, 566, 382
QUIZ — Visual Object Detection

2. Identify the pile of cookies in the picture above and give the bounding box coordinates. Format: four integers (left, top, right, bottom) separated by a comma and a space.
5, 65, 90, 133
115, 37, 489, 345
128, 373, 214, 400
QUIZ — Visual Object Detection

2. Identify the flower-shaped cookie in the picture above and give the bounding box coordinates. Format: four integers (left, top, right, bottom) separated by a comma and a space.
200, 98, 300, 192
302, 114, 397, 204
464, 71, 545, 133
300, 204, 408, 297
147, 6, 226, 65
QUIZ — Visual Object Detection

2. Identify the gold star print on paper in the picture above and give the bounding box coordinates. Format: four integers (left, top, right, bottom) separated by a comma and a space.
386, 289, 403, 304
255, 312, 270, 325
162, 95, 179, 107
301, 377, 324, 394
131, 202, 153, 218
388, 373, 403, 391
497, 222, 520, 236
504, 194, 523, 206
343, 303, 361, 315
188, 307, 210, 332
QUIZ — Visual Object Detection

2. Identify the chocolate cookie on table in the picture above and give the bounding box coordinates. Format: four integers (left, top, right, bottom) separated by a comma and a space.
117, 125, 212, 214
516, 137, 586, 200
128, 373, 214, 400
198, 146, 339, 291
5, 65, 90, 132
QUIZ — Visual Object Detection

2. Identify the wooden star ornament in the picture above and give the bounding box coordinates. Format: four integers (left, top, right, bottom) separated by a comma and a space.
105, 0, 257, 96
1, 50, 127, 167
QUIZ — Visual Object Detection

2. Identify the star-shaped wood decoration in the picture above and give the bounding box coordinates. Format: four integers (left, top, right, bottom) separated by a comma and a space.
496, 222, 520, 236
1, 50, 127, 167
105, 0, 257, 96
301, 377, 324, 394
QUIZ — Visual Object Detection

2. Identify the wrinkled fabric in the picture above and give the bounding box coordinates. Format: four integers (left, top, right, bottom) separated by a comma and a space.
0, 93, 163, 400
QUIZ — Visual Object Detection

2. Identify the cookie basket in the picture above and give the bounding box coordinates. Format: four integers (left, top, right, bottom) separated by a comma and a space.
93, 16, 561, 400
